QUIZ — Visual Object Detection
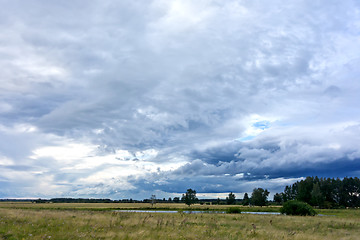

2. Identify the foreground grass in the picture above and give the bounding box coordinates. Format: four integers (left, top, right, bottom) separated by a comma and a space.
0, 203, 359, 239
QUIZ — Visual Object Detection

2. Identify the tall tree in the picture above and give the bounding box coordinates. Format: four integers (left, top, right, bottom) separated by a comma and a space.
251, 188, 269, 206
297, 177, 314, 204
182, 189, 198, 206
283, 184, 297, 202
310, 182, 324, 207
320, 177, 334, 206
226, 192, 236, 205
273, 193, 283, 204
242, 193, 250, 206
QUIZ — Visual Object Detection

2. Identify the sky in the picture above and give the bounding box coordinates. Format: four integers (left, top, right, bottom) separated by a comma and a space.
1, 0, 360, 200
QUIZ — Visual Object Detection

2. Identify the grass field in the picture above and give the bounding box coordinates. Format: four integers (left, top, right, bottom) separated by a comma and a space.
1, 203, 360, 239
0, 202, 281, 212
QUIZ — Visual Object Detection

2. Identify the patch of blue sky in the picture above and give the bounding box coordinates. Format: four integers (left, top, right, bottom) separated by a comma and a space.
237, 135, 255, 142
252, 120, 270, 130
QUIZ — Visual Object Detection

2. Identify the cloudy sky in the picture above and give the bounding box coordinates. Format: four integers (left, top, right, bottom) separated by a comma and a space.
1, 0, 360, 200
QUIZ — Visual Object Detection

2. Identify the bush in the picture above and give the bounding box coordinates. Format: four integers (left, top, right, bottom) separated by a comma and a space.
226, 207, 241, 214
280, 200, 317, 216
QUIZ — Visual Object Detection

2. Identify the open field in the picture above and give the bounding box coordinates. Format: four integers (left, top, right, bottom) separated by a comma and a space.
0, 202, 281, 212
1, 203, 360, 239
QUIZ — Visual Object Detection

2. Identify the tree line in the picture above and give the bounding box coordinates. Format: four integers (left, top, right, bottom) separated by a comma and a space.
26, 176, 360, 208
183, 176, 360, 208
30, 189, 269, 206
273, 176, 360, 208
181, 188, 270, 207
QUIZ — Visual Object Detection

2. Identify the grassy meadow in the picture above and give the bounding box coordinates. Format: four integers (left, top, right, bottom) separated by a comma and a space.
0, 202, 360, 239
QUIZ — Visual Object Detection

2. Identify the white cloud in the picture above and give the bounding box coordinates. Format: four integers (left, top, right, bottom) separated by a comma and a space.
0, 156, 13, 166
31, 143, 97, 162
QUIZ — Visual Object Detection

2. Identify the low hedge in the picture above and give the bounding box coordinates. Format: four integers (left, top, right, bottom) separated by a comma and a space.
226, 207, 242, 214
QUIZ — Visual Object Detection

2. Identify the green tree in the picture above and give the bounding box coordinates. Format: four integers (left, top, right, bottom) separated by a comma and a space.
251, 188, 269, 206
320, 177, 335, 207
297, 177, 314, 204
310, 182, 324, 207
242, 193, 250, 206
182, 189, 198, 206
226, 192, 236, 205
273, 193, 283, 204
283, 184, 297, 202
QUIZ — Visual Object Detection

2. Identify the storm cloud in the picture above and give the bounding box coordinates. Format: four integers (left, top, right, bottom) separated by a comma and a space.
1, 0, 360, 199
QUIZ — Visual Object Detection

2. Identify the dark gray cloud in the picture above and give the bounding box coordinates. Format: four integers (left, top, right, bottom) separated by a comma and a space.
1, 0, 360, 199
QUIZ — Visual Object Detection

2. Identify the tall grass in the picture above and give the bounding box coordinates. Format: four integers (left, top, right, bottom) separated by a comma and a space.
0, 203, 360, 239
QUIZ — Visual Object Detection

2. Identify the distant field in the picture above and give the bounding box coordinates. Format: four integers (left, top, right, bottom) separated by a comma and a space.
0, 202, 281, 212
1, 203, 360, 239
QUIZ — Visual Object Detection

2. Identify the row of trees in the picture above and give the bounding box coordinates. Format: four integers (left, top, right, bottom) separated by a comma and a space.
181, 188, 270, 207
53, 189, 267, 207
273, 177, 360, 208
31, 177, 359, 208
183, 177, 360, 208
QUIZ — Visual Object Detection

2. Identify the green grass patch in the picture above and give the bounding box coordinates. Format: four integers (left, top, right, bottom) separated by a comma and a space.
226, 207, 242, 214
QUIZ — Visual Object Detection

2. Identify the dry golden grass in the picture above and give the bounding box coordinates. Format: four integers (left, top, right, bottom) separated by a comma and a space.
0, 203, 359, 239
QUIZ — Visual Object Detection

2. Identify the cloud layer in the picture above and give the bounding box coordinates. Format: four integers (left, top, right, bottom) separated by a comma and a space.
1, 0, 360, 199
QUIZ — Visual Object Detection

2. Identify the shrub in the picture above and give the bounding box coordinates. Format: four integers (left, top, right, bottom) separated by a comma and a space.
280, 200, 317, 216
227, 207, 241, 214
